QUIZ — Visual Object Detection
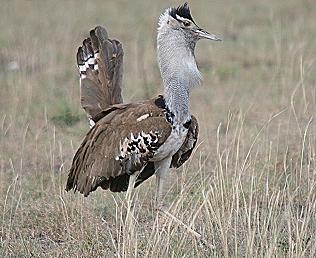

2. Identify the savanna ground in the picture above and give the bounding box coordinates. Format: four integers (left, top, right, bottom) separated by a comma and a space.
1, 0, 316, 257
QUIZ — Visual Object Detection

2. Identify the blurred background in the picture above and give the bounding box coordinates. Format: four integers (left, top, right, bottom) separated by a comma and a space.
0, 0, 315, 257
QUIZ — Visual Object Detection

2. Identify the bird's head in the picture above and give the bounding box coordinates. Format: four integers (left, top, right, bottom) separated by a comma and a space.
158, 2, 221, 43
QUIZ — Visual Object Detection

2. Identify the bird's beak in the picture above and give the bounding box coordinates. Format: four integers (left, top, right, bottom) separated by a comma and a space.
195, 28, 221, 41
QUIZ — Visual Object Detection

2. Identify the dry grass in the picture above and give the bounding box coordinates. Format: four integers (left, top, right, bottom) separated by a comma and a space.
1, 0, 316, 257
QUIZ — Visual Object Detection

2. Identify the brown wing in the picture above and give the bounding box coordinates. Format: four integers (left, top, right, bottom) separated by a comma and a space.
171, 115, 199, 168
77, 26, 123, 119
66, 98, 172, 196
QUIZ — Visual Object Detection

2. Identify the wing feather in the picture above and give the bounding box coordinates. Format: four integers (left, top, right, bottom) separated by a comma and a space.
171, 115, 199, 168
66, 99, 172, 196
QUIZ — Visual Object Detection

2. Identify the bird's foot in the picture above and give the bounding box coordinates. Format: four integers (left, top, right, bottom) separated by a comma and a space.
157, 207, 215, 250
155, 203, 167, 213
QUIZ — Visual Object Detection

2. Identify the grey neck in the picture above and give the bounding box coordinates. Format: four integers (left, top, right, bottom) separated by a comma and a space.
157, 29, 201, 125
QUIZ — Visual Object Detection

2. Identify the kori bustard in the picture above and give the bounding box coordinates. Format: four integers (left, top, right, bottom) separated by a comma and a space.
66, 3, 220, 210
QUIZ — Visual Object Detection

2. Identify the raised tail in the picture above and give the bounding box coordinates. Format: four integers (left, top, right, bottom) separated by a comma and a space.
77, 26, 124, 121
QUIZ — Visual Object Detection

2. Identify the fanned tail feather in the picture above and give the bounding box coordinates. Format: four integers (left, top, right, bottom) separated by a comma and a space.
77, 26, 124, 120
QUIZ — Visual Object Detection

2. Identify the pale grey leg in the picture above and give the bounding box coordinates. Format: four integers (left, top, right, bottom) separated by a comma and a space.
154, 158, 214, 249
155, 157, 172, 210
126, 173, 137, 203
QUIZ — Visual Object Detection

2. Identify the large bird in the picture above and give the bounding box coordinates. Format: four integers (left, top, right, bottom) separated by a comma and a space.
66, 3, 220, 210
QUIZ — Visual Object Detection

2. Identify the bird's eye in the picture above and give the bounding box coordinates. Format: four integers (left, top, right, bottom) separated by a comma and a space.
182, 21, 191, 27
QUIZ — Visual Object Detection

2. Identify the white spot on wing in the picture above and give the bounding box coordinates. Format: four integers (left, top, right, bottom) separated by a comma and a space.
89, 119, 95, 128
87, 57, 95, 65
79, 65, 86, 72
136, 114, 150, 122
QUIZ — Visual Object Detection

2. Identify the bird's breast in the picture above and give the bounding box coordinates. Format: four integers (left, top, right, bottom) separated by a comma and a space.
151, 124, 188, 161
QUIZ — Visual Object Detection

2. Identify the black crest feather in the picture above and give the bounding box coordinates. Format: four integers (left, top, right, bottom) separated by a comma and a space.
169, 2, 195, 23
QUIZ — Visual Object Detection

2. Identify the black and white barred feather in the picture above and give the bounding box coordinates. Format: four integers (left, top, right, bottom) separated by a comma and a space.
76, 26, 124, 122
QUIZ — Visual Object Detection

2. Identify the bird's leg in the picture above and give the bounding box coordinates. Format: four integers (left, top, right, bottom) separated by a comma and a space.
155, 157, 172, 210
155, 158, 214, 249
126, 172, 137, 206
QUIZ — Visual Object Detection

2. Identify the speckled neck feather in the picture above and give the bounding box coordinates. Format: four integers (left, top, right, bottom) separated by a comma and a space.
157, 9, 202, 125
